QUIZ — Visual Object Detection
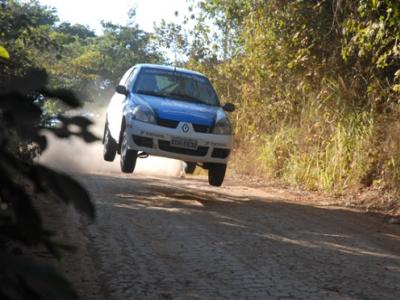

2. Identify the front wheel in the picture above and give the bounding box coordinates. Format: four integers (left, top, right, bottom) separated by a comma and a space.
120, 129, 137, 173
208, 163, 227, 187
103, 123, 117, 162
185, 162, 196, 174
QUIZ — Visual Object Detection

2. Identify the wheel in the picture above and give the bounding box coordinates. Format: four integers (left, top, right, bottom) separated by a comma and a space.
185, 162, 196, 174
120, 129, 137, 173
208, 163, 227, 186
103, 123, 117, 162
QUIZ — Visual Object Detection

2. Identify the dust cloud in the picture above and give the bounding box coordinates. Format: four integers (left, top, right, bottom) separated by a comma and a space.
38, 109, 185, 178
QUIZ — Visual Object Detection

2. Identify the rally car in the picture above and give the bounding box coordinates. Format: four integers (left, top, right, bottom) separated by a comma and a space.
103, 64, 235, 186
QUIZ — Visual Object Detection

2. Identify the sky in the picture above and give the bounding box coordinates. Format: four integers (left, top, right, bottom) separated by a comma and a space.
38, 0, 191, 34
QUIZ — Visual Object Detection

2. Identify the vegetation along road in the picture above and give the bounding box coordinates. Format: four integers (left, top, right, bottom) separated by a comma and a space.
56, 171, 400, 300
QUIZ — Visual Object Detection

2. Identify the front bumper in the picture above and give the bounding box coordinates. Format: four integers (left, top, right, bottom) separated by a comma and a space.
125, 120, 232, 163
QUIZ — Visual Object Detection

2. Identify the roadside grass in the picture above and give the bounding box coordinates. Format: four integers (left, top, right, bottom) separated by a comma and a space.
253, 92, 370, 190
214, 92, 400, 217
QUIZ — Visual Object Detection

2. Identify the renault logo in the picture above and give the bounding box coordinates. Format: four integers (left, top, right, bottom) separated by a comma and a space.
182, 123, 190, 133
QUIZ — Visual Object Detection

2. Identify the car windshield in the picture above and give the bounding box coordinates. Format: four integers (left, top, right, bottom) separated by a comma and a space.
132, 68, 220, 106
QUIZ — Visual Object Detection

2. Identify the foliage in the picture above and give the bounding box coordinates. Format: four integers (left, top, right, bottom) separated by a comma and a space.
0, 1, 169, 297
162, 0, 400, 194
261, 102, 376, 191
0, 0, 164, 105
0, 62, 97, 298
0, 1, 168, 298
56, 22, 96, 39
0, 46, 10, 59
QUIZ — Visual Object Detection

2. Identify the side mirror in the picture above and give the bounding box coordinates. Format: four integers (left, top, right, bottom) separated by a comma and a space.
116, 85, 128, 95
222, 103, 235, 112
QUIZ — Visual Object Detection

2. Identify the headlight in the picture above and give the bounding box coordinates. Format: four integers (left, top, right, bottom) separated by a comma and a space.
212, 116, 232, 135
132, 106, 156, 124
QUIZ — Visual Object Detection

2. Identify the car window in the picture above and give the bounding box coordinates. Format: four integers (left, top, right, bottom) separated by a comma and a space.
119, 67, 134, 86
126, 68, 139, 90
132, 68, 220, 106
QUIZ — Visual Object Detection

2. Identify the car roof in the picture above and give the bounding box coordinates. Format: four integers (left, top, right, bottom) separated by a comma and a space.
134, 64, 206, 77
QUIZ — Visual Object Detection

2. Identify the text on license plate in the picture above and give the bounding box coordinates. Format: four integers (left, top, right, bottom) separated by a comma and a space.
170, 138, 198, 150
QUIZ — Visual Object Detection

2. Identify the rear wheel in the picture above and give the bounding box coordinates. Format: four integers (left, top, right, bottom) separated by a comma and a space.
103, 123, 117, 162
185, 162, 196, 174
120, 129, 137, 173
208, 163, 227, 186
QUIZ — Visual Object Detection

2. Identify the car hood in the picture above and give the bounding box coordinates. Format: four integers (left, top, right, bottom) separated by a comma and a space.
132, 94, 221, 126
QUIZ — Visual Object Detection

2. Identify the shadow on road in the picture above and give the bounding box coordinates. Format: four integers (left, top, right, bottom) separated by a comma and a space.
76, 172, 400, 299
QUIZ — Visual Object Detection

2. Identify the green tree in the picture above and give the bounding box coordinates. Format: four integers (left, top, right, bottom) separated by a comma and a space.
56, 22, 96, 39
177, 0, 400, 192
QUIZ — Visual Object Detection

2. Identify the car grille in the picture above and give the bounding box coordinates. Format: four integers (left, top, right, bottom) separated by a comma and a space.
157, 118, 179, 128
158, 140, 208, 156
192, 124, 211, 133
156, 118, 211, 133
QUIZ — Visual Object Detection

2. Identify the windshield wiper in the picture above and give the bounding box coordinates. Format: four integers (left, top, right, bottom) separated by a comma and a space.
136, 90, 208, 105
136, 90, 167, 98
165, 92, 205, 104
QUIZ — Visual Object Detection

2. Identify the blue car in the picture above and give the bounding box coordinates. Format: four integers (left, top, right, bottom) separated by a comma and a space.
103, 64, 235, 186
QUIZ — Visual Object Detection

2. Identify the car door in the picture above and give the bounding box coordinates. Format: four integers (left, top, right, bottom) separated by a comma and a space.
107, 67, 135, 140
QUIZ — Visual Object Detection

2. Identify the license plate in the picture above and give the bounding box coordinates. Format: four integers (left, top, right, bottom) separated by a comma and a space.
170, 138, 198, 150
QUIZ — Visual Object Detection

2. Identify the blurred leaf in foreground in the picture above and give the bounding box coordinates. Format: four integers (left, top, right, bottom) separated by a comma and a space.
0, 46, 10, 60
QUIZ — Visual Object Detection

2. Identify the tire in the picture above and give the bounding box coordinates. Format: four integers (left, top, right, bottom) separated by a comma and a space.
120, 129, 137, 173
208, 163, 227, 186
103, 123, 117, 162
185, 162, 196, 174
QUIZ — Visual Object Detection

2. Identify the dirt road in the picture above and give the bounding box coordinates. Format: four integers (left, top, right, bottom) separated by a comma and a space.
62, 172, 400, 300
